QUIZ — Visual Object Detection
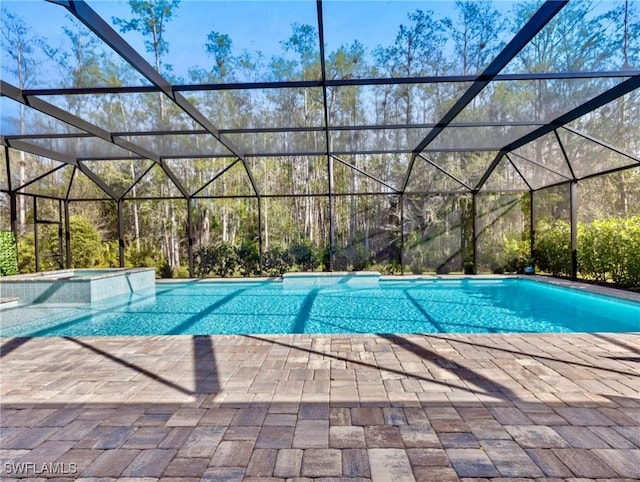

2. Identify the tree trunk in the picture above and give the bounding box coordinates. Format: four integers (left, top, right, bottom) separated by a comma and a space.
19, 104, 26, 234
170, 201, 179, 268
130, 163, 140, 250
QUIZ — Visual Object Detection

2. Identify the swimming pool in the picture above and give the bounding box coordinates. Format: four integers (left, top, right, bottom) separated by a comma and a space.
1, 277, 638, 337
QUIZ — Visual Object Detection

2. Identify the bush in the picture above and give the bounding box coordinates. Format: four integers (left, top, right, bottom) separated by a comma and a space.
500, 236, 530, 274
579, 216, 640, 288
193, 245, 214, 277
194, 242, 237, 277
534, 220, 571, 276
533, 216, 639, 288
17, 234, 36, 273
14, 216, 106, 272
263, 245, 292, 277
409, 257, 423, 275
69, 216, 103, 268
127, 245, 165, 270
211, 242, 238, 277
333, 247, 348, 271
100, 240, 120, 268
236, 241, 261, 276
349, 244, 371, 271
173, 265, 190, 278
579, 220, 616, 282
0, 231, 19, 276
159, 262, 173, 279
288, 239, 319, 271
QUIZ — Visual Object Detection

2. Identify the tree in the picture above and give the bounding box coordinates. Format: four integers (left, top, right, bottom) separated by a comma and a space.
1, 9, 48, 234
452, 0, 505, 75
112, 0, 179, 75
205, 31, 234, 81
114, 0, 182, 269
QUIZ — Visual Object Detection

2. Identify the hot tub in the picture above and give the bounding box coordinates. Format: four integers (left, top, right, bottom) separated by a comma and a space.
0, 268, 156, 304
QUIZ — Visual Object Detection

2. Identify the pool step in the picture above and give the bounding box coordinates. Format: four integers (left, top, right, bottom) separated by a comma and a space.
0, 297, 19, 310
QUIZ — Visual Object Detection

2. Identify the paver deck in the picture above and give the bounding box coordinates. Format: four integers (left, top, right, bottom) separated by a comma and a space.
0, 332, 638, 481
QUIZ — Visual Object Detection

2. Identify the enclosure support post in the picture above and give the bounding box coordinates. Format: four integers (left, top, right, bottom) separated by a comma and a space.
529, 190, 535, 262
33, 197, 39, 272
9, 192, 18, 244
570, 181, 578, 280
187, 198, 194, 278
471, 192, 478, 274
117, 200, 125, 268
64, 200, 72, 268
6, 148, 18, 245
257, 197, 264, 275
328, 157, 335, 271
400, 194, 405, 275
57, 200, 64, 269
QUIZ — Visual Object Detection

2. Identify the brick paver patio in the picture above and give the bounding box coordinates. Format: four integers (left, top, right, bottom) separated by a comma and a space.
0, 332, 638, 481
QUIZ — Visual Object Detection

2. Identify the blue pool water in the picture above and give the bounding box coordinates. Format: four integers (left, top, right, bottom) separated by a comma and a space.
1, 278, 638, 337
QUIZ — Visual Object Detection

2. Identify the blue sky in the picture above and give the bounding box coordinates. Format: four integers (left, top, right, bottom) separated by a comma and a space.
1, 0, 522, 86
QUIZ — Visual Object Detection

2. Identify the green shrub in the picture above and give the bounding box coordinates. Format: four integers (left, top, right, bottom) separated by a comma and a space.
173, 265, 190, 278
288, 239, 319, 271
263, 245, 292, 277
69, 215, 103, 268
621, 217, 640, 287
17, 233, 36, 273
578, 220, 616, 282
320, 245, 332, 271
236, 241, 260, 276
500, 236, 530, 274
193, 245, 214, 277
349, 244, 371, 271
332, 247, 348, 271
194, 242, 237, 277
126, 245, 165, 270
534, 220, 571, 276
159, 262, 173, 278
0, 231, 19, 276
533, 216, 639, 288
211, 242, 238, 277
409, 257, 423, 275
100, 240, 120, 268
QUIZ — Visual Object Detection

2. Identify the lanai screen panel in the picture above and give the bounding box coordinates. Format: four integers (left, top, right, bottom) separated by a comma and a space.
532, 183, 572, 277
454, 77, 632, 125
1, 0, 639, 212
504, 0, 640, 75
190, 88, 326, 130
89, 0, 322, 83
326, 84, 474, 127
476, 193, 528, 273
249, 155, 328, 195
2, 1, 150, 89
322, 0, 543, 79
565, 91, 640, 160
333, 194, 401, 270
403, 194, 471, 273
37, 93, 201, 133
0, 98, 83, 137
332, 154, 406, 193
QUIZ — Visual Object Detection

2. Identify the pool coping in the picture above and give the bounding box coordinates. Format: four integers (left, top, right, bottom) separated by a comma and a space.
0, 267, 155, 282
523, 274, 640, 303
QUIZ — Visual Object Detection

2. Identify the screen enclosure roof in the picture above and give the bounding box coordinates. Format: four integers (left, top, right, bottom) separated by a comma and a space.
1, 0, 639, 201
